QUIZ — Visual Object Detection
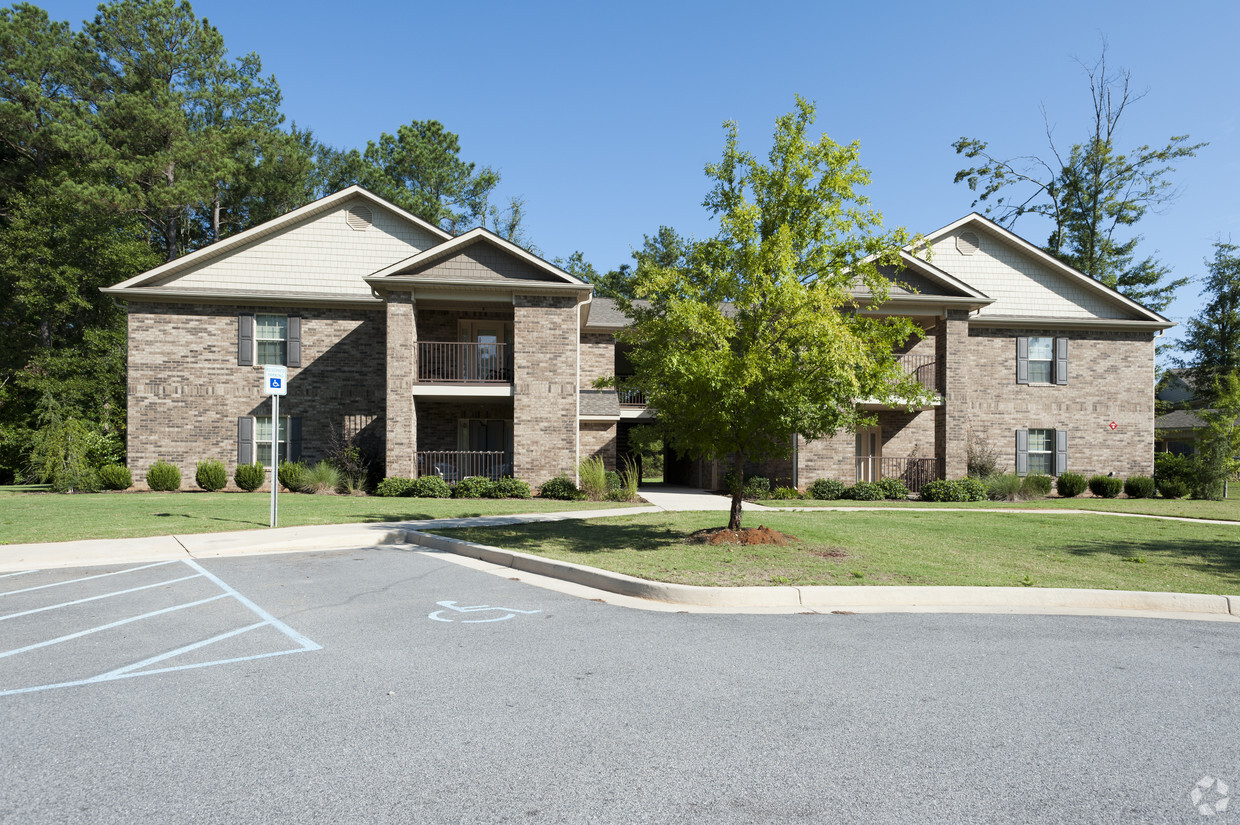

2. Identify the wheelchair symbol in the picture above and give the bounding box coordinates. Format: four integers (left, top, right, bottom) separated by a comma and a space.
428, 600, 541, 623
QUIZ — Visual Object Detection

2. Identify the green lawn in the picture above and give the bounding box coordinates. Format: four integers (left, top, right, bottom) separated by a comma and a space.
434, 510, 1240, 595
756, 495, 1240, 522
0, 489, 635, 545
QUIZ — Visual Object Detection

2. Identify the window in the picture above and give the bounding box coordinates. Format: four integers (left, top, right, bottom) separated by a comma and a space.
1027, 337, 1053, 383
255, 314, 287, 366
1027, 428, 1053, 475
255, 416, 289, 467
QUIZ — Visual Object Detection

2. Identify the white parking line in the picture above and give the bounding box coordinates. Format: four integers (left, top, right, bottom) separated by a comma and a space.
0, 561, 178, 597
0, 574, 204, 622
0, 570, 39, 579
183, 559, 322, 651
99, 621, 268, 678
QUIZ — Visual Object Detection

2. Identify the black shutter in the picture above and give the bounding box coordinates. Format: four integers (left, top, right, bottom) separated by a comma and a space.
238, 417, 254, 465
288, 417, 302, 461
1015, 429, 1028, 476
1055, 337, 1068, 385
1016, 337, 1029, 385
1054, 430, 1068, 476
238, 314, 254, 366
287, 315, 301, 368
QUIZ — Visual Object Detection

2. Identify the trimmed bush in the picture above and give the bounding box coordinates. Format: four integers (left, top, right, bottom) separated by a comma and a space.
453, 476, 493, 499
98, 464, 132, 491
375, 477, 417, 497
606, 487, 633, 502
742, 476, 770, 499
875, 477, 909, 500
302, 461, 340, 494
412, 475, 452, 498
234, 462, 265, 492
146, 460, 181, 492
487, 477, 531, 499
1019, 474, 1054, 498
807, 478, 847, 501
920, 478, 988, 503
1056, 471, 1087, 498
1088, 474, 1123, 498
721, 468, 740, 495
278, 460, 306, 492
770, 486, 802, 500
195, 459, 227, 492
1124, 475, 1156, 499
604, 471, 623, 492
846, 481, 884, 501
1156, 478, 1189, 499
539, 475, 581, 500
958, 478, 987, 501
986, 473, 1022, 501
1154, 452, 1196, 499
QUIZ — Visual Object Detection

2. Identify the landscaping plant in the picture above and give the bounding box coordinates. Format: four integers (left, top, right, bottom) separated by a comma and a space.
487, 477, 532, 499
195, 459, 227, 492
146, 460, 181, 492
1124, 475, 1156, 499
453, 476, 493, 499
375, 477, 417, 497
412, 476, 452, 498
234, 462, 265, 492
301, 461, 339, 494
540, 475, 582, 500
986, 473, 1023, 501
98, 464, 132, 491
845, 481, 884, 501
807, 478, 846, 501
1056, 471, 1087, 498
1087, 475, 1123, 498
770, 486, 802, 500
742, 476, 770, 499
578, 456, 607, 501
1019, 474, 1054, 499
278, 460, 307, 492
876, 477, 909, 500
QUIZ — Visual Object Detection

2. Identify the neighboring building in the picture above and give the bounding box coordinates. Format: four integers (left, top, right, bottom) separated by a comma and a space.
104, 188, 1173, 491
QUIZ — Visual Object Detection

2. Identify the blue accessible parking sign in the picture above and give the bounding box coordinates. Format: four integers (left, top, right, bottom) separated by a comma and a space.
263, 365, 287, 396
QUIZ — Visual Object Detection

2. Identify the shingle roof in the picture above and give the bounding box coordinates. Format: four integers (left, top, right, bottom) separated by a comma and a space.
579, 390, 620, 417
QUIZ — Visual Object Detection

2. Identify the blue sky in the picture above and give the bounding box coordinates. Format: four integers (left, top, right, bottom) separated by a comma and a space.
40, 0, 1240, 356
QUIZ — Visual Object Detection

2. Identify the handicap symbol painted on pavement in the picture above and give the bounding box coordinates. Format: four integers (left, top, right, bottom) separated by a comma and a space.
428, 600, 541, 623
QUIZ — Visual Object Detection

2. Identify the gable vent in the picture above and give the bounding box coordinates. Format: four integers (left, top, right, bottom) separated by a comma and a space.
346, 205, 373, 231
956, 230, 980, 255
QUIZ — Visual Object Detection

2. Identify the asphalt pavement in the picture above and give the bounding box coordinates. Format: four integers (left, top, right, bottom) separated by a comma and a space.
2, 545, 1238, 824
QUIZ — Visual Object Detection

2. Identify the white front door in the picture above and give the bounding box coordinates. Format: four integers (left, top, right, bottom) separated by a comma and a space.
855, 426, 882, 482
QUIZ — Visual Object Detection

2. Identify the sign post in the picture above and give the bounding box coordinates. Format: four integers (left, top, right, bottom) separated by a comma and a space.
263, 365, 287, 528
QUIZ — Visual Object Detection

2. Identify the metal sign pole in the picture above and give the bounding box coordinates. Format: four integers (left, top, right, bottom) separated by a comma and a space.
270, 392, 279, 528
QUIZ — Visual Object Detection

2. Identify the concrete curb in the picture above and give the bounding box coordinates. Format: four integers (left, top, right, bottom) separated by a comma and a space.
407, 529, 1240, 618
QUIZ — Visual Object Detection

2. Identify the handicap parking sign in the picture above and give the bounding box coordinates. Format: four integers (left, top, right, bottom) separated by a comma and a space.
263, 365, 288, 396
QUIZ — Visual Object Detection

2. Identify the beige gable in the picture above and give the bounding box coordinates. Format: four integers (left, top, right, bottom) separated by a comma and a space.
928, 229, 1131, 320
402, 241, 564, 283
151, 199, 443, 297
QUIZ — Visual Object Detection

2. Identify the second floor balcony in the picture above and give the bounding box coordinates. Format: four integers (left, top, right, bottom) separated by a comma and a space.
416, 342, 512, 384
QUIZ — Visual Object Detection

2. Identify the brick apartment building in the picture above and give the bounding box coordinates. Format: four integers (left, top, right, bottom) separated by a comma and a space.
103, 186, 1173, 491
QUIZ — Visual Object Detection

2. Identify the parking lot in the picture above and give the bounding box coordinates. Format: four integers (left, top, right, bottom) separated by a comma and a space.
3, 546, 1239, 824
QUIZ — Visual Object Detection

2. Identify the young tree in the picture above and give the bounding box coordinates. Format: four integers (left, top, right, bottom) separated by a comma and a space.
952, 48, 1202, 312
1177, 242, 1240, 405
1193, 372, 1240, 500
618, 96, 929, 530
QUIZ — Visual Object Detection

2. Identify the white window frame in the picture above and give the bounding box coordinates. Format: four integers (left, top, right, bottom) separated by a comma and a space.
1027, 428, 1054, 475
255, 415, 290, 468
255, 314, 288, 366
1027, 337, 1054, 384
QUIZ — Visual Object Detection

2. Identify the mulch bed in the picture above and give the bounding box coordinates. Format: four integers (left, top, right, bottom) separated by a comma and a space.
690, 525, 800, 546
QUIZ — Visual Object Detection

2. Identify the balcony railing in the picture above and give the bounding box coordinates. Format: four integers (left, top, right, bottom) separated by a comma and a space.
416, 451, 510, 482
416, 342, 511, 383
854, 456, 943, 493
618, 388, 647, 407
898, 354, 938, 393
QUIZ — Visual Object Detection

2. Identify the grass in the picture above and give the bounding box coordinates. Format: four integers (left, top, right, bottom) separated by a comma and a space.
756, 494, 1240, 522
0, 488, 637, 545
433, 510, 1240, 595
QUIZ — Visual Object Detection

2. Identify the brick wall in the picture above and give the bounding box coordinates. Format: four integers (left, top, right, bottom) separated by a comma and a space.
579, 422, 617, 469
128, 302, 385, 489
579, 332, 615, 389
513, 295, 579, 485
417, 308, 513, 342
385, 294, 415, 477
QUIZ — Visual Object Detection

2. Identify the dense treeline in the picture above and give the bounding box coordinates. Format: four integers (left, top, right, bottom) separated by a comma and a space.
0, 0, 528, 483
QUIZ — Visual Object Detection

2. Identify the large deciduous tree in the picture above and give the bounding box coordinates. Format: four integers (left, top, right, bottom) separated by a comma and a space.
618, 96, 928, 530
1176, 242, 1240, 405
952, 49, 1203, 313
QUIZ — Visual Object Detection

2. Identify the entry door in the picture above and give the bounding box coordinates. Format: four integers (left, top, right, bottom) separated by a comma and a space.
855, 426, 882, 482
458, 321, 512, 380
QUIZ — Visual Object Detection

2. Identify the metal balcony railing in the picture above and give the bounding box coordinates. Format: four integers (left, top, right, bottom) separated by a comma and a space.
416, 342, 512, 383
618, 388, 647, 407
854, 456, 943, 493
415, 451, 510, 483
898, 354, 938, 393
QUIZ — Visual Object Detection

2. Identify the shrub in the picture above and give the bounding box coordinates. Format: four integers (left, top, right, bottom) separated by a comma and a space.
606, 488, 633, 502
742, 476, 770, 499
327, 425, 371, 493
98, 464, 132, 491
26, 418, 100, 493
302, 460, 340, 494
604, 470, 622, 492
578, 456, 607, 501
487, 477, 531, 499
1088, 474, 1123, 498
1056, 471, 1087, 498
1124, 475, 1156, 499
721, 468, 741, 495
540, 475, 581, 500
770, 486, 802, 500
846, 481, 884, 501
234, 462, 265, 492
1156, 478, 1190, 499
195, 459, 227, 492
986, 473, 1023, 501
807, 478, 846, 501
958, 478, 988, 501
146, 460, 181, 492
617, 455, 640, 502
920, 478, 988, 503
1019, 474, 1054, 498
412, 475, 452, 498
966, 431, 1001, 479
278, 460, 307, 492
876, 477, 909, 500
375, 477, 417, 497
453, 476, 493, 499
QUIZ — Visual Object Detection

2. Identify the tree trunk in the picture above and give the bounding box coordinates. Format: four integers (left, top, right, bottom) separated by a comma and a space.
728, 452, 744, 531
212, 190, 221, 243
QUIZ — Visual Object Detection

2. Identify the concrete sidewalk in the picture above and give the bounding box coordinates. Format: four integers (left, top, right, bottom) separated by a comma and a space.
638, 485, 775, 512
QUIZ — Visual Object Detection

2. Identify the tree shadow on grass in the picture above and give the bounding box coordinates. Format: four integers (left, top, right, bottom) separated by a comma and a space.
151, 512, 266, 527
444, 521, 692, 555
1062, 535, 1240, 589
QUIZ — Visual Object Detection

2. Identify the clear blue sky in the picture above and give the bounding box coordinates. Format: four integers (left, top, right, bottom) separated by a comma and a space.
40, 0, 1240, 357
